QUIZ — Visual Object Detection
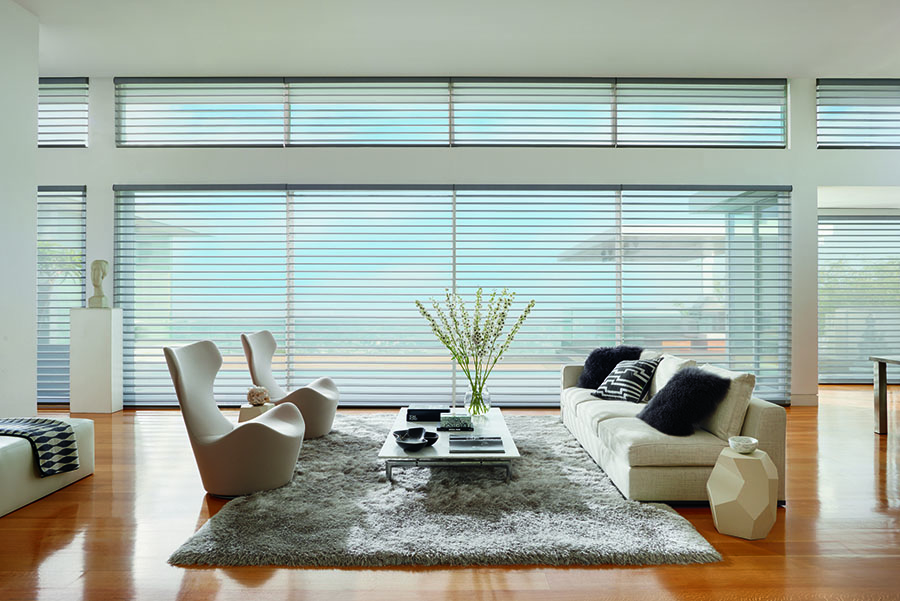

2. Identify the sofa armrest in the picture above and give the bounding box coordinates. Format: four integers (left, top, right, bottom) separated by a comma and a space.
561, 364, 584, 390
740, 396, 787, 501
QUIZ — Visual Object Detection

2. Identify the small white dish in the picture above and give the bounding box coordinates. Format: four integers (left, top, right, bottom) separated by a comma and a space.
729, 436, 758, 454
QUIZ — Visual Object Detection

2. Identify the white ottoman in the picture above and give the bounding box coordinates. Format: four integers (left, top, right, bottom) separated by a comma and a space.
0, 418, 95, 517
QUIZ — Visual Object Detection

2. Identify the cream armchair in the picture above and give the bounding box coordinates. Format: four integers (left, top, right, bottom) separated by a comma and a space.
163, 340, 305, 497
241, 330, 340, 439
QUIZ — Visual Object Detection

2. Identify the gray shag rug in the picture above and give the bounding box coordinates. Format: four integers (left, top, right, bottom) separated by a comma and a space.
169, 414, 720, 567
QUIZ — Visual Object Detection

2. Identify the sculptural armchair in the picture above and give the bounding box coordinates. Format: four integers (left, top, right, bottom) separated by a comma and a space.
164, 340, 305, 497
241, 330, 340, 439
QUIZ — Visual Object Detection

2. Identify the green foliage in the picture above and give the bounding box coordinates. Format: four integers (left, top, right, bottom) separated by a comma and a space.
37, 241, 83, 288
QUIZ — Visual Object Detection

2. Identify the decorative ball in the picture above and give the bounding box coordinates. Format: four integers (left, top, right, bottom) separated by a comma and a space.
247, 386, 270, 406
729, 436, 759, 454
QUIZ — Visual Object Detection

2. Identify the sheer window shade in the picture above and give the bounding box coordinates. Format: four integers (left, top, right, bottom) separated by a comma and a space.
115, 185, 791, 407
115, 78, 286, 146
451, 79, 614, 145
38, 78, 89, 147
114, 78, 786, 148
287, 79, 450, 145
619, 187, 792, 399
817, 79, 900, 148
616, 79, 787, 147
115, 187, 290, 403
37, 186, 87, 403
818, 215, 900, 382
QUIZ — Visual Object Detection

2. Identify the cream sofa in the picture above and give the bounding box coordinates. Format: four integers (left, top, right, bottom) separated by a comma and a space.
0, 418, 95, 517
561, 357, 785, 503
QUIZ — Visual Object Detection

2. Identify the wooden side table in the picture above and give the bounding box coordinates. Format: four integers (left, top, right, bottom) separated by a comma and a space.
706, 448, 778, 540
238, 403, 275, 423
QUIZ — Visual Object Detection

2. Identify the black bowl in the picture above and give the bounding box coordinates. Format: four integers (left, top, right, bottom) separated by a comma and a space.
393, 428, 439, 452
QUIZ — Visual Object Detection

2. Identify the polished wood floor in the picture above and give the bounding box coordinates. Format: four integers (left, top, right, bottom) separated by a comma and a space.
1, 386, 898, 601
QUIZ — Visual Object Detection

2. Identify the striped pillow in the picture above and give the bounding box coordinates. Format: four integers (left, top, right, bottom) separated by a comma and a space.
592, 357, 662, 403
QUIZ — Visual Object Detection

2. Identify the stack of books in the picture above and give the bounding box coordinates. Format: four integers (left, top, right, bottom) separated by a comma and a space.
448, 435, 504, 453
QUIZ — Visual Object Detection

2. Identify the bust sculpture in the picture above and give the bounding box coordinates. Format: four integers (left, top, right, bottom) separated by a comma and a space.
88, 259, 110, 308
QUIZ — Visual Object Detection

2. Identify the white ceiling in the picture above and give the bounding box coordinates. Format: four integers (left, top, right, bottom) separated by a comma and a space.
15, 0, 900, 77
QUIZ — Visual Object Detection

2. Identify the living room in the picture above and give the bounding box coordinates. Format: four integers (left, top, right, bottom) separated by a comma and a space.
1, 0, 898, 599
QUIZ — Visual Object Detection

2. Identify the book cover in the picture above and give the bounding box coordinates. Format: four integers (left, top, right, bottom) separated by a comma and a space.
448, 435, 505, 453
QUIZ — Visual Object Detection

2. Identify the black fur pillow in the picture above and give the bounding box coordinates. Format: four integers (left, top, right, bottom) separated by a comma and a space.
577, 345, 643, 389
636, 367, 732, 436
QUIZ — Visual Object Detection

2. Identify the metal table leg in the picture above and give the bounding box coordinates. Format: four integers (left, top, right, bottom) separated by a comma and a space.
875, 360, 888, 435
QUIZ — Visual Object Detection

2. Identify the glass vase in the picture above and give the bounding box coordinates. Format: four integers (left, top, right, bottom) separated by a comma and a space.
464, 387, 491, 417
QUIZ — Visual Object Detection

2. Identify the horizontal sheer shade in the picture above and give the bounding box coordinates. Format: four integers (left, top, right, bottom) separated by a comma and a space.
114, 78, 786, 148
454, 189, 620, 403
451, 80, 614, 145
116, 190, 290, 403
817, 80, 900, 148
618, 189, 792, 400
115, 80, 286, 146
819, 216, 900, 382
37, 186, 86, 403
616, 81, 787, 147
38, 78, 88, 147
288, 81, 449, 144
115, 185, 791, 407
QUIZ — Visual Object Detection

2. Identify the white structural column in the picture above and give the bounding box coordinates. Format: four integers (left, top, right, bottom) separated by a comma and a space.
70, 308, 123, 413
0, 0, 39, 418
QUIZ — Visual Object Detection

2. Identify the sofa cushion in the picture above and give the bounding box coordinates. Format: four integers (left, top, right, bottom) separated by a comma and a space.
577, 345, 643, 389
579, 399, 644, 432
698, 364, 756, 440
637, 367, 732, 436
650, 354, 697, 396
596, 416, 728, 467
593, 357, 661, 402
561, 387, 598, 416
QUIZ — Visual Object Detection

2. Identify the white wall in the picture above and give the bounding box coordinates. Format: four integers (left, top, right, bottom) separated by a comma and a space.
38, 77, 900, 406
0, 0, 39, 417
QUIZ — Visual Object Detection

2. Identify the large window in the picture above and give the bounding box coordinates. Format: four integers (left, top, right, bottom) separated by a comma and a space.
37, 186, 87, 403
817, 79, 900, 148
819, 214, 900, 381
116, 185, 791, 406
38, 78, 89, 147
115, 78, 787, 148
115, 78, 285, 146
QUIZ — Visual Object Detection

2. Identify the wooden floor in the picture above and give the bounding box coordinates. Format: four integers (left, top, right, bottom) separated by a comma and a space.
1, 386, 899, 601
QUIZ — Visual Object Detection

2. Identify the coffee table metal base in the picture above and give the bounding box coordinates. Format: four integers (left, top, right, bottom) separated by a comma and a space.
385, 458, 513, 482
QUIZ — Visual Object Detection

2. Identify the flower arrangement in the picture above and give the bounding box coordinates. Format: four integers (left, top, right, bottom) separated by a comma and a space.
247, 386, 270, 407
416, 288, 535, 415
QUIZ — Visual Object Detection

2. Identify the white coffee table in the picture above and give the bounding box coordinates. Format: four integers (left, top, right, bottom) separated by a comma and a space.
378, 407, 521, 482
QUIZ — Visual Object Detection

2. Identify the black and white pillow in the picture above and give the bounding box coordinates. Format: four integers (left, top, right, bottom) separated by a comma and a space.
592, 357, 661, 403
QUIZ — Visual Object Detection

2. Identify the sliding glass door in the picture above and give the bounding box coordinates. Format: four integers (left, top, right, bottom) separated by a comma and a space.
819, 214, 900, 382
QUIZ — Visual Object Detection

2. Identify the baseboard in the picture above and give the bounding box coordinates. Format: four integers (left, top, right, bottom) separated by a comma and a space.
789, 393, 818, 406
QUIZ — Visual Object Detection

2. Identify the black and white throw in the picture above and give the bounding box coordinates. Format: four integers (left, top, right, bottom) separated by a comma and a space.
0, 417, 80, 477
593, 357, 662, 403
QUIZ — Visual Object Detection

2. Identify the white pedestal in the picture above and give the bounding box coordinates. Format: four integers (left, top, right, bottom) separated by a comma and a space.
238, 403, 275, 423
706, 448, 778, 540
70, 308, 123, 413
